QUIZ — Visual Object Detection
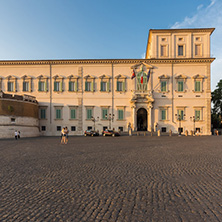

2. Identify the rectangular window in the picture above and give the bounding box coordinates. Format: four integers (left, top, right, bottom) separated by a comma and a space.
54, 81, 60, 92
177, 110, 184, 120
161, 81, 167, 92
178, 81, 184, 92
71, 126, 76, 131
118, 109, 124, 120
8, 82, 14, 92
117, 81, 123, 91
87, 126, 92, 130
57, 126, 61, 131
178, 45, 184, 56
102, 108, 108, 119
85, 81, 91, 91
195, 44, 201, 56
103, 126, 108, 131
56, 109, 61, 119
69, 81, 75, 91
161, 45, 167, 57
161, 109, 166, 120
119, 127, 123, 132
161, 127, 166, 132
23, 81, 29, 92
101, 81, 107, 92
38, 81, 46, 92
70, 109, 76, 119
195, 81, 201, 92
195, 110, 201, 120
41, 126, 46, 131
40, 109, 46, 119
86, 108, 92, 120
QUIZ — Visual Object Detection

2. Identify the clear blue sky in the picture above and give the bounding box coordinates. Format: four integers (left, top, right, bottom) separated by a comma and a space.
0, 0, 221, 88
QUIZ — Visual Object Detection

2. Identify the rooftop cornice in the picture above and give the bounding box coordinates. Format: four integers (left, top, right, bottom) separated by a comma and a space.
0, 58, 215, 66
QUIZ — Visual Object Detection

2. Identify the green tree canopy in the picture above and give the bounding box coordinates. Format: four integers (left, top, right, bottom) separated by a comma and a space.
212, 79, 222, 128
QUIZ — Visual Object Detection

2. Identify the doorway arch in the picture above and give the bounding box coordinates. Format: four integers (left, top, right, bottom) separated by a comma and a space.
137, 108, 147, 131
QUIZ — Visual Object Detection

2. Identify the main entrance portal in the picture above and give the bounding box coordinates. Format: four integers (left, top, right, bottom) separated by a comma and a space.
137, 108, 147, 131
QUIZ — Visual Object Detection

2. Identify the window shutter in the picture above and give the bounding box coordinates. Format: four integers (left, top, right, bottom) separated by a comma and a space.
100, 81, 103, 91
117, 81, 119, 91
54, 81, 56, 91
123, 80, 125, 92
68, 81, 71, 91
85, 81, 87, 91
60, 80, 63, 92
75, 81, 78, 92
71, 109, 76, 119
107, 81, 109, 92
23, 81, 25, 91
91, 81, 94, 92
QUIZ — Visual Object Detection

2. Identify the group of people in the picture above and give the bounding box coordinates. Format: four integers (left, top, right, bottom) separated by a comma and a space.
14, 130, 21, 140
61, 127, 69, 144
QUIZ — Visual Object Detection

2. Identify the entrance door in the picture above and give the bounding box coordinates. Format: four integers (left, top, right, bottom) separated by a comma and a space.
137, 108, 147, 131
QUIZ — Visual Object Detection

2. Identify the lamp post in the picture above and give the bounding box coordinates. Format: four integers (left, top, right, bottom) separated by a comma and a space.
91, 116, 99, 131
105, 113, 115, 129
175, 113, 186, 136
190, 116, 199, 135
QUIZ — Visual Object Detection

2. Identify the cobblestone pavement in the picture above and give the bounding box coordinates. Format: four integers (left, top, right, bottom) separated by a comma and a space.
0, 135, 222, 222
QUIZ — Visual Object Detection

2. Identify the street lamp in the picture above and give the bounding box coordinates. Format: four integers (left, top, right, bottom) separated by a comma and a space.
91, 116, 99, 131
105, 113, 115, 129
175, 113, 186, 136
190, 116, 199, 135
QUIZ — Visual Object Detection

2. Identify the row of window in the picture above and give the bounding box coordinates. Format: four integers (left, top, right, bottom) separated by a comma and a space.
2, 79, 126, 93
160, 44, 202, 57
160, 79, 202, 93
40, 107, 125, 121
160, 109, 202, 121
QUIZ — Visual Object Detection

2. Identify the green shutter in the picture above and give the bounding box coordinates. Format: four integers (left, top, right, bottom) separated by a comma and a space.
107, 81, 109, 92
161, 81, 166, 92
123, 80, 125, 92
91, 81, 94, 92
87, 109, 92, 119
102, 109, 107, 119
75, 81, 78, 92
54, 81, 57, 91
118, 109, 123, 120
195, 81, 200, 92
45, 81, 47, 92
178, 81, 183, 92
195, 110, 200, 120
60, 81, 63, 92
56, 109, 61, 119
71, 109, 76, 119
162, 110, 166, 120
100, 81, 103, 91
41, 109, 46, 119
38, 81, 41, 91
69, 81, 71, 91
85, 81, 87, 91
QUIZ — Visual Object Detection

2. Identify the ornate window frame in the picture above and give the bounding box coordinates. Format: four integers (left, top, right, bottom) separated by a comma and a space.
84, 75, 95, 92
39, 106, 48, 120
115, 74, 126, 92
37, 75, 48, 92
85, 106, 94, 120
68, 105, 78, 120
99, 74, 111, 92
21, 75, 32, 92
158, 74, 170, 93
175, 74, 187, 93
116, 106, 125, 121
67, 75, 79, 92
192, 74, 205, 93
159, 106, 169, 121
176, 106, 187, 121
193, 106, 204, 121
6, 75, 17, 92
53, 75, 64, 93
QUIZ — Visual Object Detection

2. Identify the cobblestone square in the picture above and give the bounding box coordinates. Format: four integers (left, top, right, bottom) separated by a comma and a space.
1, 136, 222, 222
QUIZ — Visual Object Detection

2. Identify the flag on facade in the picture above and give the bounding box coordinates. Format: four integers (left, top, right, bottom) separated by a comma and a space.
147, 69, 151, 83
131, 69, 136, 79
141, 73, 143, 84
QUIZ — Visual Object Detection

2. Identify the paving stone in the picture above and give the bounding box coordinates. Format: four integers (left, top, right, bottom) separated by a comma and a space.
0, 136, 222, 221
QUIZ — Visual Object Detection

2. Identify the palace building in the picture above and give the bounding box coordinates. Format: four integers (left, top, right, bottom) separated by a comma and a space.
0, 28, 215, 137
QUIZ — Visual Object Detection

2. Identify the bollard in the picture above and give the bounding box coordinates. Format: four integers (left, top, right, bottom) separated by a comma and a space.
137, 132, 139, 136
169, 129, 172, 136
144, 132, 146, 136
185, 130, 188, 136
151, 132, 153, 137
190, 130, 194, 136
157, 130, 161, 137
129, 128, 132, 136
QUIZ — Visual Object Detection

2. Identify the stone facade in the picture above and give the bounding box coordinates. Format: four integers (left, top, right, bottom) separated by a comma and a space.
0, 28, 215, 136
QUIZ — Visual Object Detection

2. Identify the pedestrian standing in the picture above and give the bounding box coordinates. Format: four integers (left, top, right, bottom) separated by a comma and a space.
65, 127, 69, 144
15, 131, 18, 140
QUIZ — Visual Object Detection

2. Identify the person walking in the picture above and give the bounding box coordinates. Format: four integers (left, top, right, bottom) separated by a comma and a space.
61, 127, 66, 144
15, 130, 18, 140
64, 127, 69, 144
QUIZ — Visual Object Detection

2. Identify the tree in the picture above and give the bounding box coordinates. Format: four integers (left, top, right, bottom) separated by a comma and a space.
211, 79, 222, 128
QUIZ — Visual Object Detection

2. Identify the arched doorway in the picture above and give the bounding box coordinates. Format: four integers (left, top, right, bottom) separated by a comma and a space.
137, 108, 147, 131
